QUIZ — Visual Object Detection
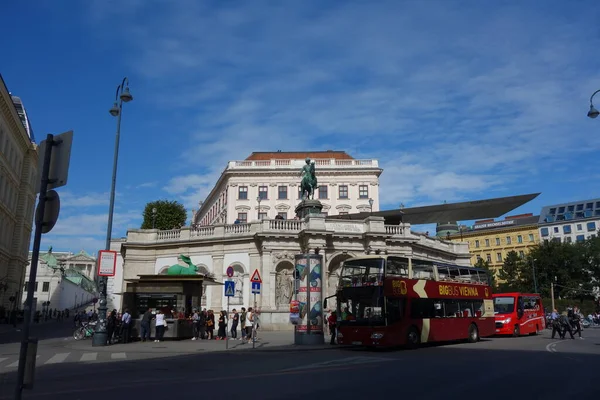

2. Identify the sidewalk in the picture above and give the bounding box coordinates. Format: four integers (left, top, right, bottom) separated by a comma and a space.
63, 331, 345, 354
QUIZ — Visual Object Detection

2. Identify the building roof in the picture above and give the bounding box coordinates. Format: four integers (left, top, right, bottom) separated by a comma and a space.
245, 150, 354, 161
328, 193, 540, 225
538, 198, 600, 224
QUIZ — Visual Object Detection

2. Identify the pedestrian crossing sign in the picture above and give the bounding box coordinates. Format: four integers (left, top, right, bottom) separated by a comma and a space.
224, 280, 235, 297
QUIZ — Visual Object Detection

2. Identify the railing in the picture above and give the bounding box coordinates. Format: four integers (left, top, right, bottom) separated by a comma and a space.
157, 229, 181, 241
269, 219, 303, 231
191, 226, 215, 237
227, 158, 379, 169
225, 223, 251, 234
385, 225, 403, 235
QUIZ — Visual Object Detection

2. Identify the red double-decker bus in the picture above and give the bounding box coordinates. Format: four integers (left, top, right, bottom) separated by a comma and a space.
327, 255, 495, 348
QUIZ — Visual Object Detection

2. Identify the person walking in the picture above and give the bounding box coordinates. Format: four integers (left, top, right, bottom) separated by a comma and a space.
107, 309, 118, 345
571, 306, 583, 339
550, 309, 561, 340
191, 309, 200, 340
155, 309, 166, 342
328, 310, 337, 345
217, 310, 227, 340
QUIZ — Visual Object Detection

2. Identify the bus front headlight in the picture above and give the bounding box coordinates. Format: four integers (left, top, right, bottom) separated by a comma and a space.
370, 333, 384, 339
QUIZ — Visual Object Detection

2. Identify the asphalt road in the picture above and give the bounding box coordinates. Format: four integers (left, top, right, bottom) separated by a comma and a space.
0, 326, 598, 400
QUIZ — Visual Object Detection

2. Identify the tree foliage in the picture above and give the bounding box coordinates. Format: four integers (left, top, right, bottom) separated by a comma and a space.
496, 236, 600, 301
141, 200, 187, 230
474, 258, 497, 290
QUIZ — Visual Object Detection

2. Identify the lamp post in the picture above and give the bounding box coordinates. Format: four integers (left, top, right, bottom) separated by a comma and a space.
93, 77, 133, 347
587, 89, 600, 119
152, 207, 157, 229
257, 196, 262, 220
369, 198, 374, 215
532, 258, 538, 294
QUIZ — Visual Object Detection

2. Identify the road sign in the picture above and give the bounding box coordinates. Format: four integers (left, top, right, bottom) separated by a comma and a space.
226, 266, 234, 278
97, 250, 117, 276
35, 189, 60, 234
250, 269, 262, 283
36, 130, 73, 193
225, 281, 235, 297
251, 281, 261, 294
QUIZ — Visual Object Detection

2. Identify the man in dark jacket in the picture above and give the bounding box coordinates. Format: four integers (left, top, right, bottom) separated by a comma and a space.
140, 308, 153, 342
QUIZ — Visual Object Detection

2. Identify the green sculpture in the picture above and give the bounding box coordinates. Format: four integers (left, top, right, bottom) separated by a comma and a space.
166, 255, 199, 275
300, 158, 318, 200
40, 247, 58, 270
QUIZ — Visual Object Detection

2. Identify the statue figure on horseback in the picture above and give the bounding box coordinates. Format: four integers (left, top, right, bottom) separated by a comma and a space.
300, 158, 318, 200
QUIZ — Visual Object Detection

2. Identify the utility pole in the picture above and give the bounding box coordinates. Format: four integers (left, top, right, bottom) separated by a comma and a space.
550, 281, 555, 311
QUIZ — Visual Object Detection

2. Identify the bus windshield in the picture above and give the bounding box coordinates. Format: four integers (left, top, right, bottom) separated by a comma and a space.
338, 286, 385, 326
494, 296, 515, 314
339, 258, 384, 287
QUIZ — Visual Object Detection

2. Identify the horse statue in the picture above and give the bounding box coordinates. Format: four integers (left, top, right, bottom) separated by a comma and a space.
166, 255, 199, 275
300, 158, 318, 200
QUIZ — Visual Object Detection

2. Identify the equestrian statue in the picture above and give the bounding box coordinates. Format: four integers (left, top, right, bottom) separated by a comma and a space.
167, 255, 199, 275
300, 158, 318, 200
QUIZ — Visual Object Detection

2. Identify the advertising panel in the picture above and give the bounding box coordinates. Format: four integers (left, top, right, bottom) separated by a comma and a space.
295, 255, 308, 332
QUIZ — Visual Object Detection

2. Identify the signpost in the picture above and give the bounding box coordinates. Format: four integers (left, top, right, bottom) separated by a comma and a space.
224, 281, 235, 349
97, 250, 117, 276
250, 269, 262, 349
17, 132, 73, 400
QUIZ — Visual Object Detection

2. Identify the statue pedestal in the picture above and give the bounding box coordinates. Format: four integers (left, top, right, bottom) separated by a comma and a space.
295, 199, 323, 219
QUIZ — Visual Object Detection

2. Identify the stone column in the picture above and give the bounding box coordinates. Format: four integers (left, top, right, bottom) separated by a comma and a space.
261, 251, 273, 310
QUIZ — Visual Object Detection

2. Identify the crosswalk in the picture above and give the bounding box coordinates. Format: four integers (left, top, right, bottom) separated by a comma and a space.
0, 352, 128, 368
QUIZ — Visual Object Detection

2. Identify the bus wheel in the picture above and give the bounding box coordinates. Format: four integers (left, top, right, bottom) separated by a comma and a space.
513, 325, 520, 337
468, 323, 479, 343
406, 326, 420, 349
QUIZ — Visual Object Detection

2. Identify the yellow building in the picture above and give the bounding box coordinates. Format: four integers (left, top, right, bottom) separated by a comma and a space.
448, 214, 540, 274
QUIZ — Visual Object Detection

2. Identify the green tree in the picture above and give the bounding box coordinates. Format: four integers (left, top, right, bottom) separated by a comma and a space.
497, 251, 525, 292
474, 258, 497, 290
141, 200, 187, 230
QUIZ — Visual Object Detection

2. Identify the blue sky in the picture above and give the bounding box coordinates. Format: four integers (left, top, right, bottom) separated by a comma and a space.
1, 0, 600, 254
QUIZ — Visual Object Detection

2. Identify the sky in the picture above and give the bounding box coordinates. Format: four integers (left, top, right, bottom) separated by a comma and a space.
1, 0, 600, 255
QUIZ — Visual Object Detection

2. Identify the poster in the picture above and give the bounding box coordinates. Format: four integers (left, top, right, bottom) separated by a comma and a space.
294, 254, 323, 333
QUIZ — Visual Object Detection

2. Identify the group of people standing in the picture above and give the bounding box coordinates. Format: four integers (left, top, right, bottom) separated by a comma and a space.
190, 307, 259, 343
550, 306, 584, 339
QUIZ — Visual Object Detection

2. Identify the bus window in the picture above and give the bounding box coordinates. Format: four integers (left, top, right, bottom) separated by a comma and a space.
386, 298, 405, 324
412, 259, 434, 280
447, 267, 461, 281
444, 299, 460, 317
458, 269, 473, 283
494, 296, 515, 314
411, 299, 437, 319
437, 266, 450, 280
386, 257, 409, 277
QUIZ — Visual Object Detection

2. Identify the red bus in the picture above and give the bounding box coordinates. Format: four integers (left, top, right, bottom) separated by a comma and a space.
326, 255, 495, 348
493, 292, 545, 336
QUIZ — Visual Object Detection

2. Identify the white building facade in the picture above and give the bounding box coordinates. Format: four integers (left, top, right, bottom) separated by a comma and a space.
0, 75, 38, 308
24, 250, 98, 311
109, 216, 472, 330
193, 151, 382, 226
538, 198, 600, 244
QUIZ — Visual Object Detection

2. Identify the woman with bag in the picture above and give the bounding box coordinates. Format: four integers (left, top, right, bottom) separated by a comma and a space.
155, 309, 166, 342
206, 310, 215, 339
217, 310, 227, 340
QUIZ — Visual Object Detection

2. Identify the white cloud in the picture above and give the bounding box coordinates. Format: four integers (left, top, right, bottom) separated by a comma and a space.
60, 191, 110, 207
87, 1, 600, 214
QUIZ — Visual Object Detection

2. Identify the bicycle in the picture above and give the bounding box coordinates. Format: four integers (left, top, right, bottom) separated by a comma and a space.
73, 321, 96, 340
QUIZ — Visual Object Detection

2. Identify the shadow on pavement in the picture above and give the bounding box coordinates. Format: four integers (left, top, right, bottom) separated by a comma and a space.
0, 322, 74, 345
0, 342, 596, 399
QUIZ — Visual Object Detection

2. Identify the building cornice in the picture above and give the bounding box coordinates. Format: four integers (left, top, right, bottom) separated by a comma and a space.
449, 224, 539, 239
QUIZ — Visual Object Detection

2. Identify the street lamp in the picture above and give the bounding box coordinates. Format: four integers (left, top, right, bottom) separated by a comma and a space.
257, 196, 262, 220
152, 207, 157, 229
532, 258, 538, 294
368, 198, 374, 215
93, 77, 133, 347
588, 89, 600, 119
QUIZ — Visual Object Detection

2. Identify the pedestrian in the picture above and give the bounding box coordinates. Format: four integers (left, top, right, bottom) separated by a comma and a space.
107, 309, 117, 345
191, 308, 200, 340
199, 308, 207, 339
245, 307, 254, 343
155, 309, 165, 342
206, 310, 215, 339
550, 309, 561, 339
140, 308, 153, 342
217, 310, 227, 340
328, 310, 337, 345
240, 307, 247, 341
570, 306, 583, 339
121, 308, 132, 343
559, 312, 574, 340
231, 309, 239, 340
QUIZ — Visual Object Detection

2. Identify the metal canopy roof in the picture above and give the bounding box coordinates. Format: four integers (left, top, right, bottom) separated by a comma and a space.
328, 193, 540, 225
